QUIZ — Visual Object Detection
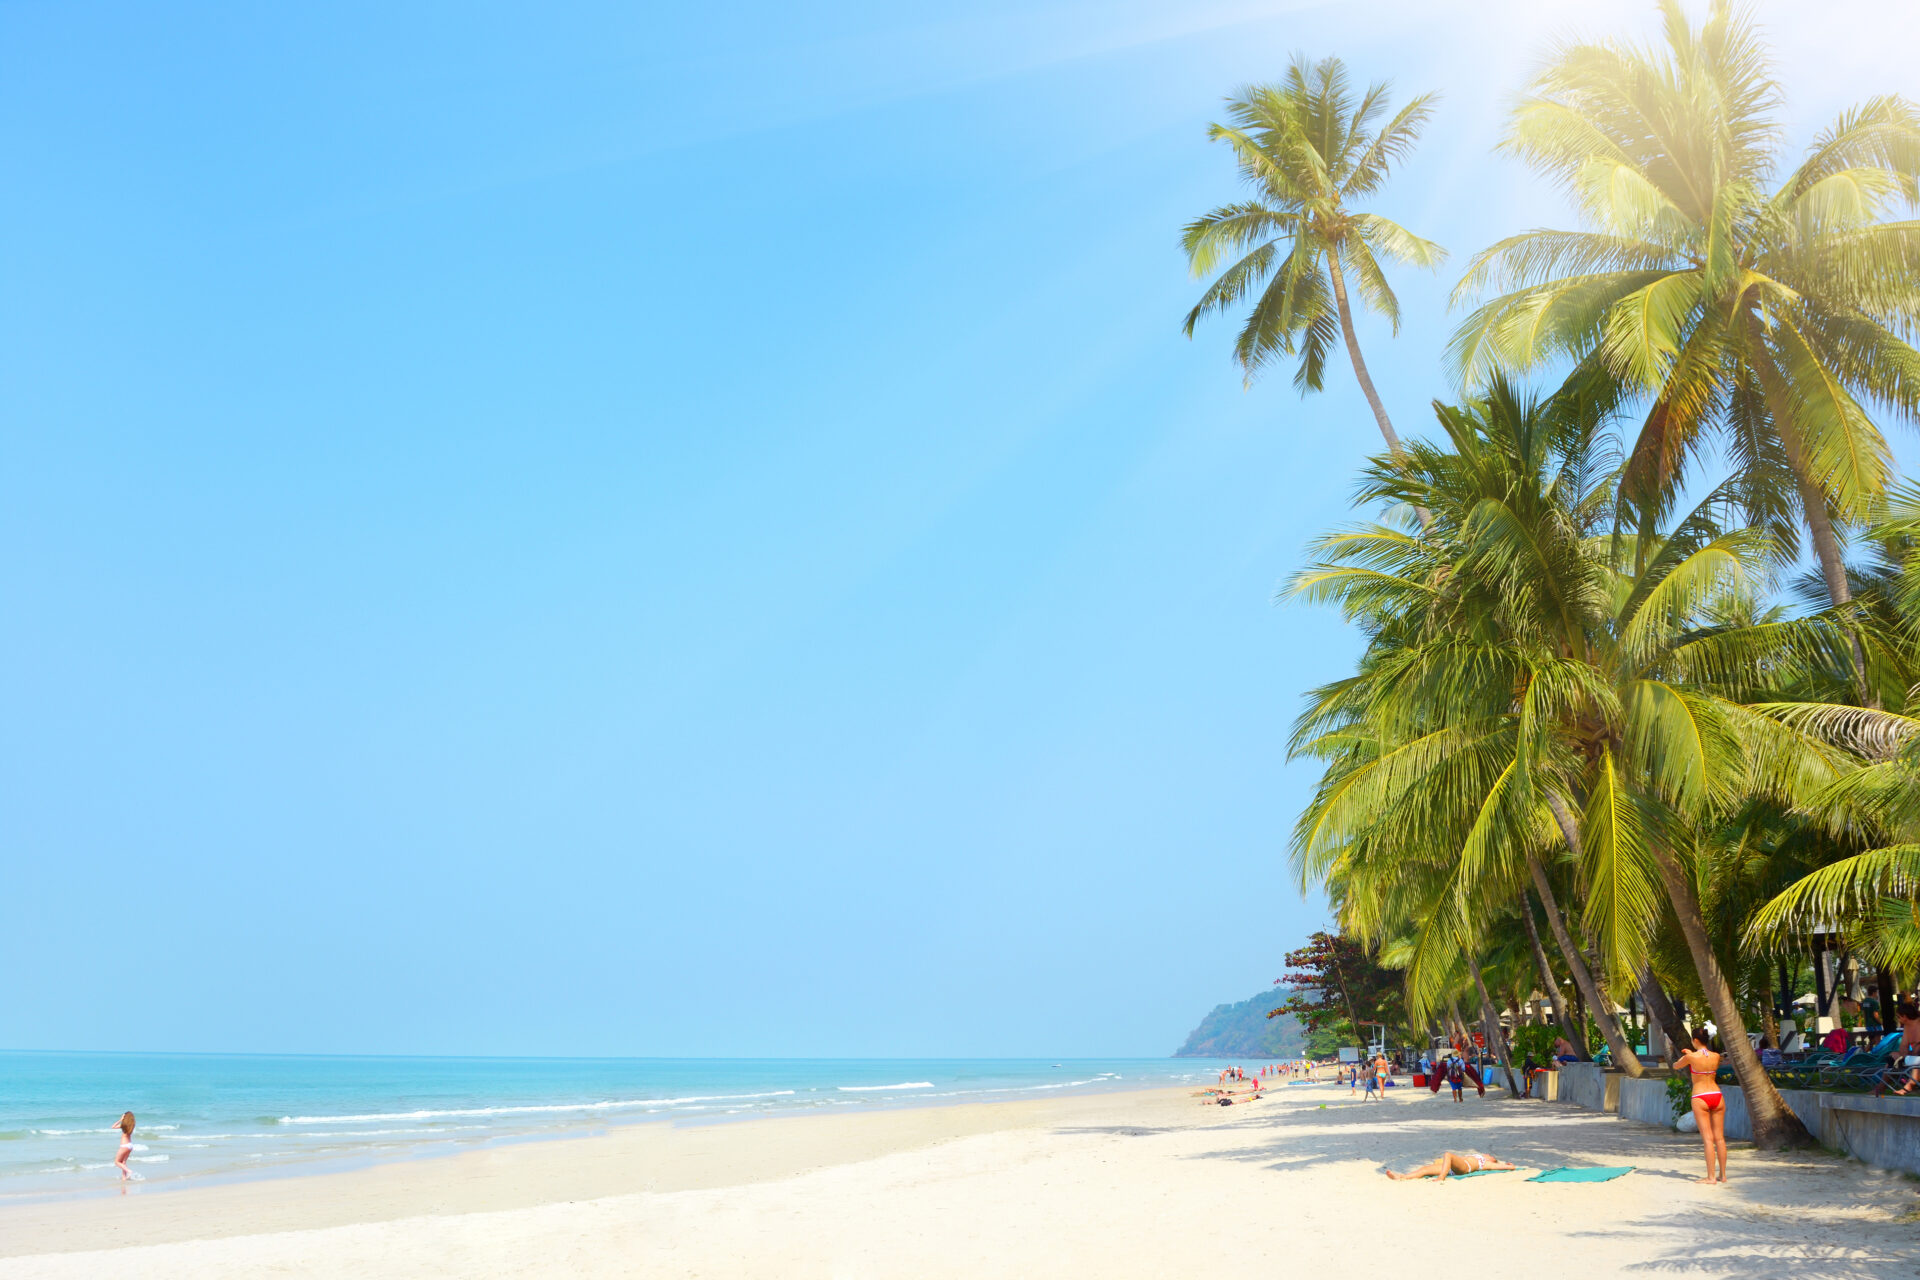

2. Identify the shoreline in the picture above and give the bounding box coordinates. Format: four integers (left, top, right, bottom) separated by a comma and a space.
4, 1082, 1912, 1277
0, 1084, 1197, 1260
0, 1053, 1220, 1208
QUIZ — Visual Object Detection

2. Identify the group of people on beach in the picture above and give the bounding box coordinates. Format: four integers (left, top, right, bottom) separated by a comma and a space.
1197, 1059, 1325, 1105
1340, 1053, 1393, 1100
1189, 1028, 1738, 1187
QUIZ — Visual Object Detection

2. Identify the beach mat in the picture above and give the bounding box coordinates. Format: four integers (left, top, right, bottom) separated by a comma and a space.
1526, 1166, 1634, 1183
1448, 1168, 1517, 1179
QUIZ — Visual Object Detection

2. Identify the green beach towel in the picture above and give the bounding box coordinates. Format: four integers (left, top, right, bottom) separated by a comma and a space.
1526, 1166, 1634, 1183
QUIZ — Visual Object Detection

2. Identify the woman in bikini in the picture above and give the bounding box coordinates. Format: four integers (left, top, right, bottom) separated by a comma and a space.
114, 1111, 136, 1181
1673, 1027, 1726, 1184
1384, 1150, 1515, 1180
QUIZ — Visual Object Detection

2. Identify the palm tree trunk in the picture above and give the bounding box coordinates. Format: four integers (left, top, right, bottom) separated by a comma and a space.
1650, 844, 1813, 1149
1324, 242, 1405, 460
1325, 942, 1367, 1059
1520, 890, 1583, 1047
1636, 966, 1687, 1059
1530, 801, 1645, 1076
1747, 324, 1875, 707
1468, 953, 1521, 1095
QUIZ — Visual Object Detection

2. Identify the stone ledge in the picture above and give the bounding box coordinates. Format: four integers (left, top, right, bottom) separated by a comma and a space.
1822, 1093, 1920, 1118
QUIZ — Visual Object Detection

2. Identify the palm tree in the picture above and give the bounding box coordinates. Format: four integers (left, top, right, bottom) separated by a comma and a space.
1291, 376, 1858, 1146
1746, 490, 1920, 968
1448, 1, 1920, 651
1183, 56, 1446, 460
1288, 379, 1651, 1074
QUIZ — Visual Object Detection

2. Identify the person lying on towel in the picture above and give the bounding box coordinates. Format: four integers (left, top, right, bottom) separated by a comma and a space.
1384, 1151, 1516, 1180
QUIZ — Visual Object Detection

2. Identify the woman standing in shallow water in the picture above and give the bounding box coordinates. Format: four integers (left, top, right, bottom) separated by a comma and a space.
114, 1112, 135, 1181
1673, 1028, 1726, 1184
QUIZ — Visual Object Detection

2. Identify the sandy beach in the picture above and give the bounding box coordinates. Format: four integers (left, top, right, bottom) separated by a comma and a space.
2, 1082, 1912, 1278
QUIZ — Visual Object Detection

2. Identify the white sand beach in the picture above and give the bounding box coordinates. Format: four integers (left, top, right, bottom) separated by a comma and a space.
1, 1083, 1911, 1278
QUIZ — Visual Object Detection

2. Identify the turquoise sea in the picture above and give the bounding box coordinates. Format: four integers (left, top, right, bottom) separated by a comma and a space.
0, 1053, 1245, 1199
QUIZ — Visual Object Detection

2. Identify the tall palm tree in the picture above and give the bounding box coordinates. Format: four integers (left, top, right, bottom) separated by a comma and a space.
1183, 56, 1446, 460
1290, 377, 1857, 1146
1448, 0, 1920, 647
1746, 490, 1920, 967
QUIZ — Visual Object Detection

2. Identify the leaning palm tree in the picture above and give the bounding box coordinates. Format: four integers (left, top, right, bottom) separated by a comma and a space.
1746, 490, 1920, 968
1449, 0, 1920, 643
1291, 377, 1860, 1147
1183, 56, 1446, 460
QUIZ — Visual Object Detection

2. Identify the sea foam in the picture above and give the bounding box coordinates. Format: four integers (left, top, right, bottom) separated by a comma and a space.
277, 1090, 798, 1125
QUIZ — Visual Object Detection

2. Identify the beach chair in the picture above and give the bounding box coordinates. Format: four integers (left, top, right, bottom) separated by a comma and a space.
1826, 1032, 1907, 1092
1776, 1034, 1899, 1091
1765, 1047, 1841, 1089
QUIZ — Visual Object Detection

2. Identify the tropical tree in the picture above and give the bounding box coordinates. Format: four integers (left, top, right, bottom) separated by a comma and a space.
1289, 376, 1858, 1146
1182, 55, 1446, 460
1448, 0, 1920, 654
1288, 377, 1650, 1075
1746, 489, 1920, 970
1273, 931, 1408, 1056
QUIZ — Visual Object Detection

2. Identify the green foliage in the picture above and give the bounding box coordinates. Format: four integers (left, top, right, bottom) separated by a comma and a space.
1509, 1024, 1563, 1066
1274, 931, 1409, 1047
1667, 1073, 1693, 1119
1286, 371, 1857, 1027
1302, 1025, 1349, 1059
1182, 55, 1443, 442
1198, 2, 1920, 1152
1448, 0, 1920, 615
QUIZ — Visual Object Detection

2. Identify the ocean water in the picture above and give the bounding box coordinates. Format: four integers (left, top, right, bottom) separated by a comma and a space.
0, 1053, 1243, 1200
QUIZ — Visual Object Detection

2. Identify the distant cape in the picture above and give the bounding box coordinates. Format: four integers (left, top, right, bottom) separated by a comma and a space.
1173, 987, 1304, 1058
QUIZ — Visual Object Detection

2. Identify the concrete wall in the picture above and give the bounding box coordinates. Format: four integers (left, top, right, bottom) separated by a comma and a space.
1556, 1062, 1620, 1113
1603, 1079, 1920, 1178
1720, 1085, 1826, 1146
1815, 1094, 1920, 1175
1616, 1073, 1677, 1128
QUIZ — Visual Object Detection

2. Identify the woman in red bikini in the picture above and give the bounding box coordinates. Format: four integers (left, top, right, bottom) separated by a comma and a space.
1674, 1027, 1726, 1184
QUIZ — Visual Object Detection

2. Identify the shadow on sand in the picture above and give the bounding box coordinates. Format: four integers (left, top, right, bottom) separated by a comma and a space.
1063, 1090, 1919, 1278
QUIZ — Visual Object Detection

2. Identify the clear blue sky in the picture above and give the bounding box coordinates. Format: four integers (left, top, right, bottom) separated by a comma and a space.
5, 0, 1916, 1056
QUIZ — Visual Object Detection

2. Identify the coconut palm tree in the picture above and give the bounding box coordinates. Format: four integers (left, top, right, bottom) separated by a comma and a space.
1290, 376, 1858, 1146
1746, 490, 1920, 968
1448, 0, 1920, 652
1182, 56, 1446, 460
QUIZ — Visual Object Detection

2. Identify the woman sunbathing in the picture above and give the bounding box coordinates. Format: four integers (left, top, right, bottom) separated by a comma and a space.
1384, 1151, 1516, 1180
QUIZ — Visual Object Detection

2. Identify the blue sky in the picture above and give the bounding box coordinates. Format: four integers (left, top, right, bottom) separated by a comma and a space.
5, 0, 1918, 1057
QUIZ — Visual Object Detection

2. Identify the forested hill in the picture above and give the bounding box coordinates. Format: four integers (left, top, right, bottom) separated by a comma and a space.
1173, 987, 1305, 1058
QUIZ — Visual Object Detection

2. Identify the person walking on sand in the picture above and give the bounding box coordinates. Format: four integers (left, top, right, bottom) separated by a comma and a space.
114, 1112, 135, 1181
1673, 1027, 1727, 1184
1373, 1053, 1390, 1100
1446, 1055, 1466, 1103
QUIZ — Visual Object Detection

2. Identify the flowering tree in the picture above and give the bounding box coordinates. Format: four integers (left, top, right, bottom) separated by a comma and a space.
1270, 931, 1406, 1056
